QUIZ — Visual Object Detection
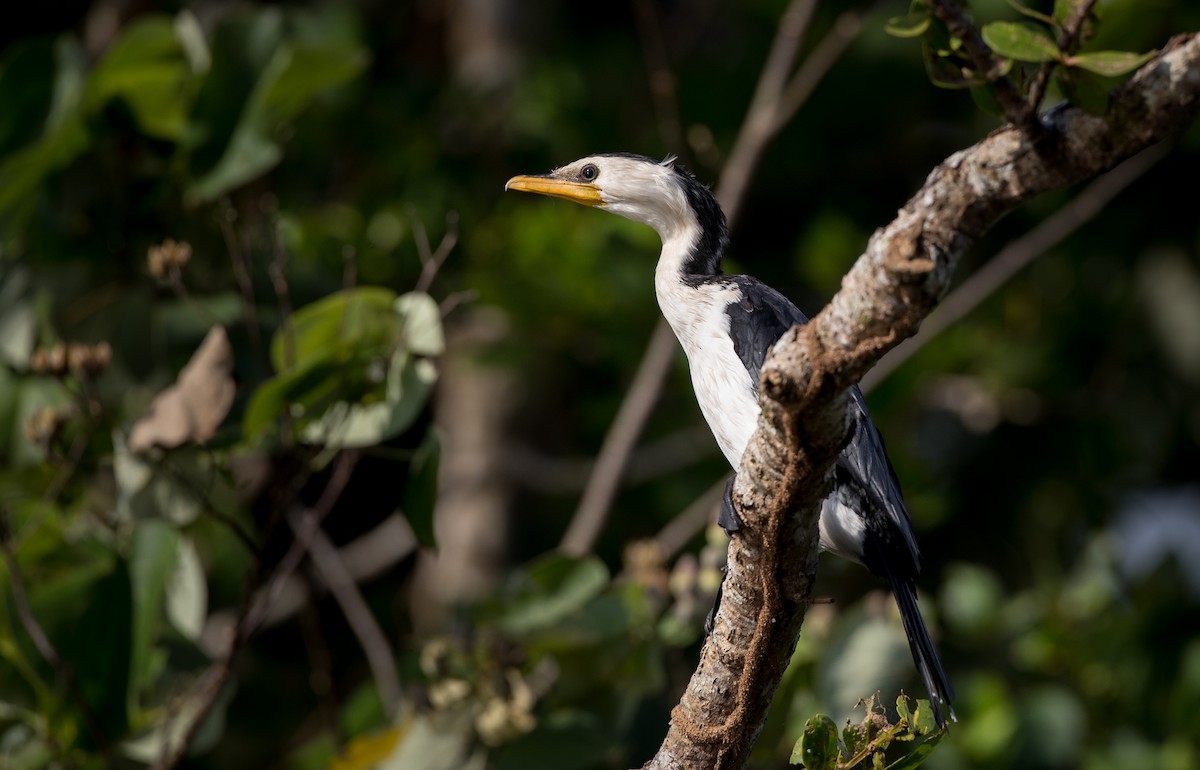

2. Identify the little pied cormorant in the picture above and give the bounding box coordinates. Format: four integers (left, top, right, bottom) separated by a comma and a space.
506, 152, 955, 726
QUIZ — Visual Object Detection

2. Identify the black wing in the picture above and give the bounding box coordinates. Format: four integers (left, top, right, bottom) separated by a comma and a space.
720, 274, 920, 574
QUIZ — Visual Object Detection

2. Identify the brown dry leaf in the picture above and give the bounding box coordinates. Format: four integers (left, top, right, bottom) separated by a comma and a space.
129, 326, 235, 452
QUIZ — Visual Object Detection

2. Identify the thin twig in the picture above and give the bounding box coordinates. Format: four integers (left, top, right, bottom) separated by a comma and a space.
160, 454, 261, 558
156, 451, 361, 770
414, 212, 460, 294
245, 451, 361, 636
931, 0, 1031, 130
861, 142, 1169, 392
1026, 0, 1099, 115
773, 11, 864, 134
293, 515, 403, 717
716, 0, 819, 220
561, 322, 679, 555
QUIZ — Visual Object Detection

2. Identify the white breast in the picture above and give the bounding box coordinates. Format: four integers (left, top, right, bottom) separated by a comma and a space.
654, 269, 760, 468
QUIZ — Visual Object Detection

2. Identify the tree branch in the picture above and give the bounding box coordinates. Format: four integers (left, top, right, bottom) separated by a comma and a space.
643, 30, 1200, 770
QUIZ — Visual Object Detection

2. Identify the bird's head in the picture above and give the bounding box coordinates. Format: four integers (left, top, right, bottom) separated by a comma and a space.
506, 153, 715, 244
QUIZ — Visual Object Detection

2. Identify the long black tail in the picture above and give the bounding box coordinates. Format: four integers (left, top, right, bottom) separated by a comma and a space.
889, 574, 956, 728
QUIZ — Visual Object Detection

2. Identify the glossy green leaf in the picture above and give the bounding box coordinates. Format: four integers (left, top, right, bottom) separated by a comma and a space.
403, 428, 441, 549
271, 286, 398, 373
301, 353, 436, 448
1067, 50, 1155, 77
85, 15, 192, 140
981, 21, 1062, 63
242, 357, 346, 439
790, 714, 839, 768
186, 39, 369, 204
883, 733, 944, 770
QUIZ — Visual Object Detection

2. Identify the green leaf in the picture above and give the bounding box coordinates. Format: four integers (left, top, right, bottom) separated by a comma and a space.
1066, 50, 1155, 77
883, 733, 944, 770
128, 521, 180, 692
981, 21, 1062, 63
84, 15, 193, 140
497, 554, 610, 636
186, 38, 369, 204
884, 12, 931, 39
300, 353, 436, 448
790, 714, 839, 768
395, 292, 445, 357
271, 286, 399, 373
1005, 0, 1056, 26
403, 428, 441, 549
242, 357, 347, 439
912, 699, 937, 735
166, 536, 207, 643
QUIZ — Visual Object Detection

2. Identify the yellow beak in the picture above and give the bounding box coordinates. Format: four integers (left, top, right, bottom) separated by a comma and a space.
505, 175, 604, 207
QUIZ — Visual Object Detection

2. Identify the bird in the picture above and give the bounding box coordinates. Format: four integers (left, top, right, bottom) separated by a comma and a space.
505, 152, 955, 726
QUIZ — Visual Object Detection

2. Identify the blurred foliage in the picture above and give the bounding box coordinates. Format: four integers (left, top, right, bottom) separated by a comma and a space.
1, 1, 1199, 769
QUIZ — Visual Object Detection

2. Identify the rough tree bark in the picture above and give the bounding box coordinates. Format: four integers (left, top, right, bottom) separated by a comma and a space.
642, 32, 1200, 770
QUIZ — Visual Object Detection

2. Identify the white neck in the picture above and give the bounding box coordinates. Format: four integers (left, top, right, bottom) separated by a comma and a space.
653, 221, 704, 337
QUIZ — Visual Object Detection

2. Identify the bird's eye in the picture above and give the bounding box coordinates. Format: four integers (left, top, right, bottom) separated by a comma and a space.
580, 163, 599, 182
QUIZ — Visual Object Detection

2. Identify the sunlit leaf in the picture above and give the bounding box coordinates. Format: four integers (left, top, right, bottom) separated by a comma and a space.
271, 287, 398, 373
395, 292, 445, 357
166, 536, 208, 643
981, 21, 1062, 63
884, 12, 931, 39
884, 733, 944, 770
790, 714, 838, 768
300, 353, 436, 448
330, 727, 403, 770
1066, 50, 1155, 77
242, 358, 346, 440
84, 15, 193, 140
